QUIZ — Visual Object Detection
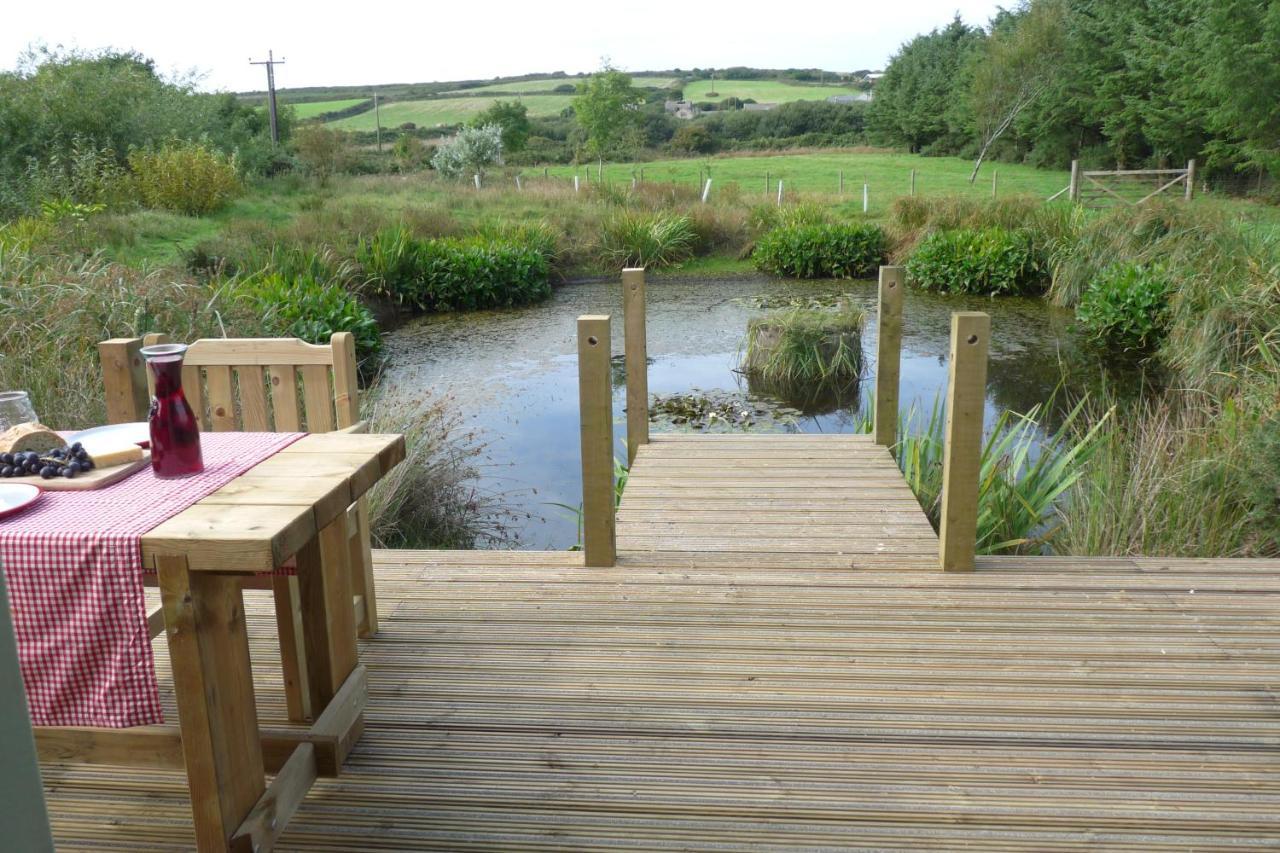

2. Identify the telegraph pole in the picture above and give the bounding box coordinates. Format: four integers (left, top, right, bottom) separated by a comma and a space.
374, 92, 382, 154
250, 50, 286, 146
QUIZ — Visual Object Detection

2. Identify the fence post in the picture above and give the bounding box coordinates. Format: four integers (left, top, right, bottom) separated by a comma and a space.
622, 269, 649, 464
578, 315, 617, 567
97, 337, 149, 423
839, 170, 844, 194
910, 169, 916, 196
1069, 160, 1081, 203
939, 312, 990, 572
992, 169, 998, 199
873, 267, 904, 447
1185, 158, 1197, 202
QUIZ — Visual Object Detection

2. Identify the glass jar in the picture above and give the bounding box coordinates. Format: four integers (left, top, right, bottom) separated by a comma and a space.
0, 391, 39, 432
140, 344, 204, 478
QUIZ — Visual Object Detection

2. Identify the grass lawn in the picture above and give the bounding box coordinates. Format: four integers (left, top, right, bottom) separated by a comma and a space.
331, 94, 573, 130
448, 75, 677, 94
540, 151, 1071, 216
681, 80, 867, 104
287, 98, 370, 119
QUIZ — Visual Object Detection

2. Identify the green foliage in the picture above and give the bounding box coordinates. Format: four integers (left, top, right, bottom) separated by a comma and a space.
868, 16, 985, 154
359, 226, 551, 312
752, 223, 886, 278
128, 142, 241, 216
430, 124, 504, 180
470, 100, 531, 152
599, 211, 697, 268
741, 307, 865, 384
669, 124, 716, 155
884, 396, 1106, 554
906, 226, 1045, 295
572, 66, 644, 160
292, 125, 354, 184
1075, 262, 1171, 349
233, 271, 382, 366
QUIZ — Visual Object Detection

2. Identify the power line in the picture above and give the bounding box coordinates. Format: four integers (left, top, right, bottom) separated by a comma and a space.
249, 50, 286, 146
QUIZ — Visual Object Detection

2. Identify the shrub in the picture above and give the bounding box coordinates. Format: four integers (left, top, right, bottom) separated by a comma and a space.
292, 125, 355, 184
430, 124, 503, 180
357, 224, 419, 295
234, 272, 383, 367
1075, 262, 1171, 349
906, 226, 1045, 295
753, 222, 885, 278
128, 141, 241, 216
599, 211, 697, 268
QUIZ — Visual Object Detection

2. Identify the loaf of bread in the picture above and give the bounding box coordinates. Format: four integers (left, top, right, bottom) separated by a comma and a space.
0, 423, 65, 455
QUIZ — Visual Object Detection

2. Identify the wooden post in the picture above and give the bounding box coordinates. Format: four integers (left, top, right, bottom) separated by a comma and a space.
992, 169, 998, 199
0, 567, 55, 852
622, 269, 649, 464
839, 170, 844, 194
873, 266, 904, 447
577, 315, 616, 567
764, 170, 770, 195
910, 169, 916, 196
1069, 160, 1081, 203
98, 337, 150, 423
939, 312, 990, 572
1185, 158, 1197, 201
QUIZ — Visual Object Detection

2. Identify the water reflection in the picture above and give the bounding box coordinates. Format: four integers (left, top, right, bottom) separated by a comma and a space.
383, 274, 1139, 549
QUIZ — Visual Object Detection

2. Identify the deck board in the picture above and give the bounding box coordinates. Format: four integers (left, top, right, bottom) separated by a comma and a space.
617, 434, 938, 566
41, 551, 1280, 850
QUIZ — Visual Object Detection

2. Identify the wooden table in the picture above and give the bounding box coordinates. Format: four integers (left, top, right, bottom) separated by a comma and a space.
34, 432, 404, 853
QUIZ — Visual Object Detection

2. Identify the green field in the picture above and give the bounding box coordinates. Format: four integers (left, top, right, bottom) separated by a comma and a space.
331, 94, 574, 130
543, 152, 1069, 216
447, 75, 677, 94
682, 80, 867, 104
287, 98, 370, 119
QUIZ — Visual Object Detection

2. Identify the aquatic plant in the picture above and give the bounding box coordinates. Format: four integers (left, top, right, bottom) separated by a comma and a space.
1075, 261, 1171, 349
906, 226, 1047, 295
752, 222, 886, 278
741, 306, 865, 385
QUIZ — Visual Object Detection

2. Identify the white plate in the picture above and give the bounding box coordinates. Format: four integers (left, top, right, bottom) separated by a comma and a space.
66, 422, 151, 450
0, 483, 43, 520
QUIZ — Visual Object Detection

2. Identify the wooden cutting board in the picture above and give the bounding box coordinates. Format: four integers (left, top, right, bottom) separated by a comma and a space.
33, 455, 150, 491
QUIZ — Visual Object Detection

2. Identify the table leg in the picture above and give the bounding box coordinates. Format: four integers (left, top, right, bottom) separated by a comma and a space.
158, 554, 266, 853
296, 516, 358, 712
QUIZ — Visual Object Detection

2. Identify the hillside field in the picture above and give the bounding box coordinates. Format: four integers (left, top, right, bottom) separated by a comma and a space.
681, 79, 867, 104
287, 98, 370, 119
541, 152, 1069, 215
448, 75, 677, 94
332, 94, 574, 130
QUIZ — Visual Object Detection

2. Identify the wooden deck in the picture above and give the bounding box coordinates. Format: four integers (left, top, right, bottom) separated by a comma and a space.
40, 433, 1280, 850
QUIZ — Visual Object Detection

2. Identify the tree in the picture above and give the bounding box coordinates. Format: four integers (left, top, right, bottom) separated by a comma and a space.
572, 65, 643, 163
967, 0, 1066, 181
430, 124, 503, 180
867, 17, 985, 154
293, 125, 353, 185
470, 100, 531, 152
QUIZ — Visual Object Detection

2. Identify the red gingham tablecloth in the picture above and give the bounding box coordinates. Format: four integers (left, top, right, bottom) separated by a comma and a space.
0, 431, 303, 728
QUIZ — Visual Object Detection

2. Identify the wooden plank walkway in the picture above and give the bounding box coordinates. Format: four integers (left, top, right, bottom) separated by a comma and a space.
42, 543, 1280, 849
618, 434, 937, 569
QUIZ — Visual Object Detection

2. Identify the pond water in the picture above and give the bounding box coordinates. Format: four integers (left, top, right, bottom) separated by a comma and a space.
384, 274, 1141, 550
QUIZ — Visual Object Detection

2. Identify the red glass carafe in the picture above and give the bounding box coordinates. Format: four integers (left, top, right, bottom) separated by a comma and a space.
140, 344, 204, 478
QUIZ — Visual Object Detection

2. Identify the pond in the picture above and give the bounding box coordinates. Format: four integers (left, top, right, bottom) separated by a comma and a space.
383, 274, 1143, 550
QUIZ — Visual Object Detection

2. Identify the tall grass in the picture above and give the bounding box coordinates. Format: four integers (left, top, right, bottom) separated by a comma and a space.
598, 210, 697, 268
1054, 392, 1277, 557
741, 306, 865, 384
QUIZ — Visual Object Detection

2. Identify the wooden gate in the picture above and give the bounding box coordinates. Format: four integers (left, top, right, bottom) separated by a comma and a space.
1047, 159, 1197, 208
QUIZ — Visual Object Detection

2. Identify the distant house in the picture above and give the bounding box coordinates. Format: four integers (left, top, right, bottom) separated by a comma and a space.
664, 100, 697, 120
742, 102, 777, 112
826, 93, 871, 105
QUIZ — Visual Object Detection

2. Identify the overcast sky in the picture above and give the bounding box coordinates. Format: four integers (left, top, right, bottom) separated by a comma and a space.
4, 1, 1005, 92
